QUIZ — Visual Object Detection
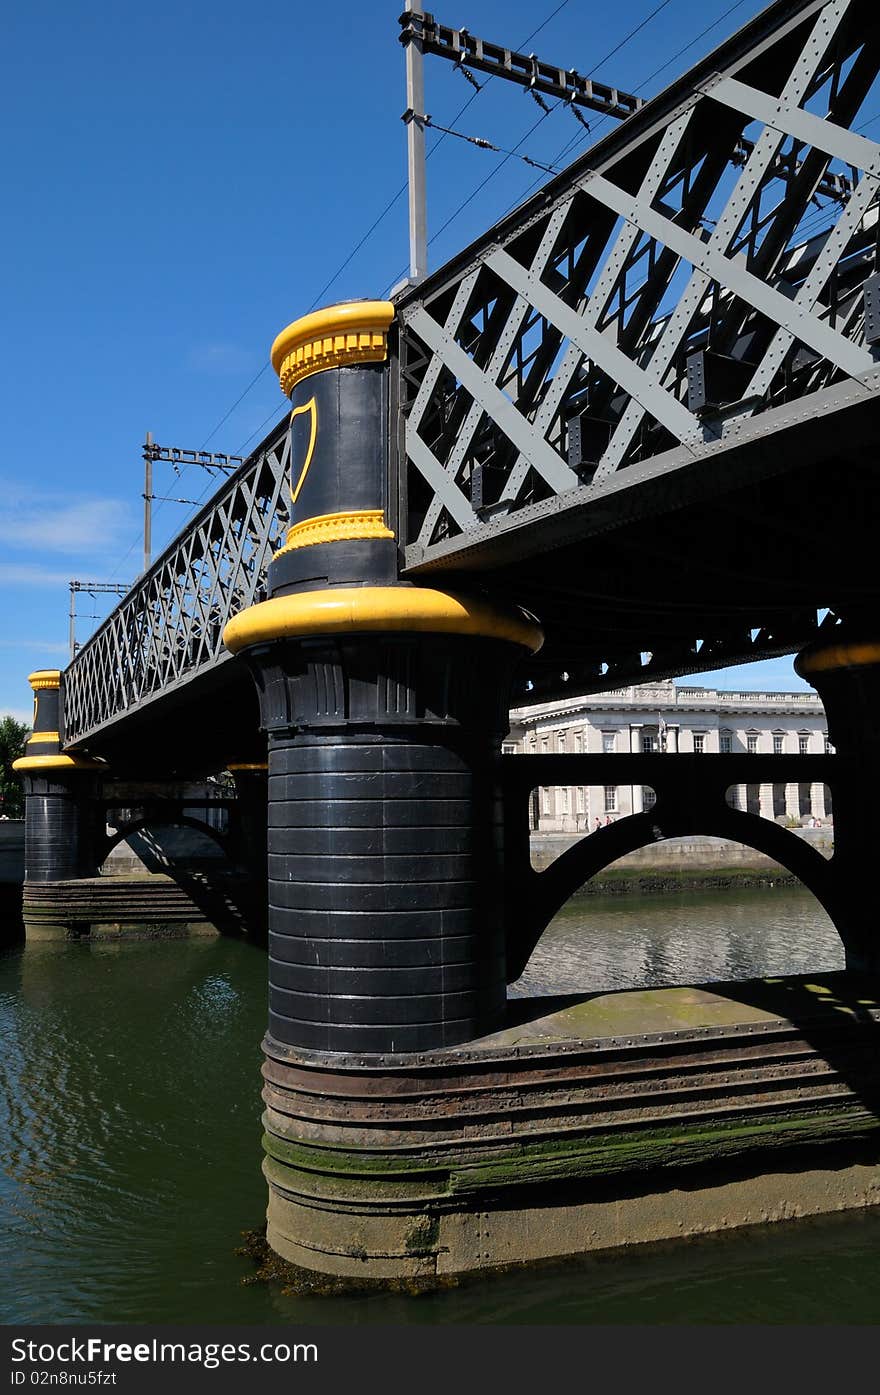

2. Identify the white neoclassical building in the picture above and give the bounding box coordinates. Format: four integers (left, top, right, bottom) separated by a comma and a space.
507, 679, 832, 833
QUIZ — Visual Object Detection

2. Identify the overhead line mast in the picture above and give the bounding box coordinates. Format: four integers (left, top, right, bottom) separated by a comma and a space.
141, 433, 244, 576
398, 7, 645, 284
68, 581, 131, 659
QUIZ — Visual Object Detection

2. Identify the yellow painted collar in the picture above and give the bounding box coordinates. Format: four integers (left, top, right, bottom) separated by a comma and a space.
28, 670, 61, 691
270, 301, 394, 397
223, 585, 543, 655
12, 753, 103, 773
796, 639, 880, 676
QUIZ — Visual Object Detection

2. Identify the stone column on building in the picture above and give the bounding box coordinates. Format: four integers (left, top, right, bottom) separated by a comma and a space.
811, 782, 827, 821
784, 780, 800, 821
758, 782, 775, 821
629, 723, 644, 814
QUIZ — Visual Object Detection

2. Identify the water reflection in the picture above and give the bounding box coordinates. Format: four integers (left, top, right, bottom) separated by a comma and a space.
515, 885, 843, 996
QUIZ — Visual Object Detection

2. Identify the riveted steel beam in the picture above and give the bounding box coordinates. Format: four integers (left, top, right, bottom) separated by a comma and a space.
397, 0, 880, 567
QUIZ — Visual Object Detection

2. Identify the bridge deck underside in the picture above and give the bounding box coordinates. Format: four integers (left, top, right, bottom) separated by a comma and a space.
405, 391, 880, 699
71, 661, 263, 777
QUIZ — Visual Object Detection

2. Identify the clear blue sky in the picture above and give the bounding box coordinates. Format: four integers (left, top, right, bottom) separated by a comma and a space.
0, 0, 813, 725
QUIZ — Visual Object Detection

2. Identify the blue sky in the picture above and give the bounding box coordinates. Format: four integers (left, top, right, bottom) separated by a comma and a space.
0, 0, 814, 725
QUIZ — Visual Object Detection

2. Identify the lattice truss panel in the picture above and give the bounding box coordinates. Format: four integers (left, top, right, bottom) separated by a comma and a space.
63, 422, 290, 746
397, 0, 880, 561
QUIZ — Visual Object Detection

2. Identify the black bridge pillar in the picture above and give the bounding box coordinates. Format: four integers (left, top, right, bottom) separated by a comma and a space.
228, 760, 269, 938
223, 300, 542, 1055
796, 633, 880, 971
228, 761, 269, 876
13, 670, 103, 937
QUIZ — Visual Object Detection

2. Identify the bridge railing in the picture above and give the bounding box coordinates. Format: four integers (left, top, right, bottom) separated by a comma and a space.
394, 0, 880, 568
62, 417, 290, 747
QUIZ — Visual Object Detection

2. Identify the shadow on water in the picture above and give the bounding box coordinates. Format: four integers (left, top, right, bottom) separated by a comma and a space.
0, 885, 24, 945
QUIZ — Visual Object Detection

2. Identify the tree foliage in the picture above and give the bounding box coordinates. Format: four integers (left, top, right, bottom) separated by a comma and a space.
0, 716, 30, 818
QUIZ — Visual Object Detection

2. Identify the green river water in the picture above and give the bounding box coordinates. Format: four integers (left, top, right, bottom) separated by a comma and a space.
2, 885, 880, 1325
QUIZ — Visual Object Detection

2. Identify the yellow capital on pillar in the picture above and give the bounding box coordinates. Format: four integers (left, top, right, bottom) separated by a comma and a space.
270, 301, 395, 397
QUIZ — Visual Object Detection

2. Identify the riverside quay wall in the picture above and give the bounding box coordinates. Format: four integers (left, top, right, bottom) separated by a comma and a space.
529, 827, 834, 878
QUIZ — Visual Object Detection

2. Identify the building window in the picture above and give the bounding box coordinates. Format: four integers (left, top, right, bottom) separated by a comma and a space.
773, 734, 784, 756
824, 734, 834, 754
604, 785, 617, 813
541, 787, 550, 815
641, 733, 656, 753
692, 733, 705, 754
602, 732, 616, 754
560, 787, 569, 812
502, 742, 516, 754
541, 737, 550, 753
799, 735, 809, 756
558, 731, 566, 752
643, 787, 657, 809
574, 730, 584, 753
720, 732, 732, 754
576, 786, 585, 814
747, 733, 758, 754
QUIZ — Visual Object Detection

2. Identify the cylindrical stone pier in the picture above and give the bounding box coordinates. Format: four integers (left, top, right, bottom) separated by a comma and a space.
223, 300, 541, 1270
231, 618, 537, 1053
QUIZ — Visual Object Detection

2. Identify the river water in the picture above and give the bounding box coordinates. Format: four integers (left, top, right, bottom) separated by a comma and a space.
2, 886, 880, 1325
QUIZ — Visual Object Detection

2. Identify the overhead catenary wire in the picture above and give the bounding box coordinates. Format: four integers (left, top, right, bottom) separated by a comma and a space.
105, 1, 581, 586
504, 0, 756, 214
197, 0, 577, 461
384, 0, 695, 291
212, 3, 576, 410
417, 113, 560, 173
105, 0, 791, 592
385, 103, 560, 295
113, 4, 691, 590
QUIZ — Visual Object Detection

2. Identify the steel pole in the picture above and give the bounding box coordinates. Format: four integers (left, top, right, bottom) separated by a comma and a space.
143, 431, 153, 576
405, 1, 428, 282
68, 584, 76, 660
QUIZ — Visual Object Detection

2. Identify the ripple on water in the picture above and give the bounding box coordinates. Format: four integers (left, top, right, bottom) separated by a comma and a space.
515, 885, 844, 995
0, 893, 873, 1324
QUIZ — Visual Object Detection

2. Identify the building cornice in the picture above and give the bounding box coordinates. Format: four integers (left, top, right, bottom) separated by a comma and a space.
510, 686, 824, 729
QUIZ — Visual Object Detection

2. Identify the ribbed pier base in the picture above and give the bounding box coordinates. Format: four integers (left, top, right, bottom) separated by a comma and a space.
260, 973, 880, 1280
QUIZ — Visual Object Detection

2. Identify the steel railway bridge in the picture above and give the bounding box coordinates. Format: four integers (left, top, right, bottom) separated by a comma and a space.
15, 0, 880, 1280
